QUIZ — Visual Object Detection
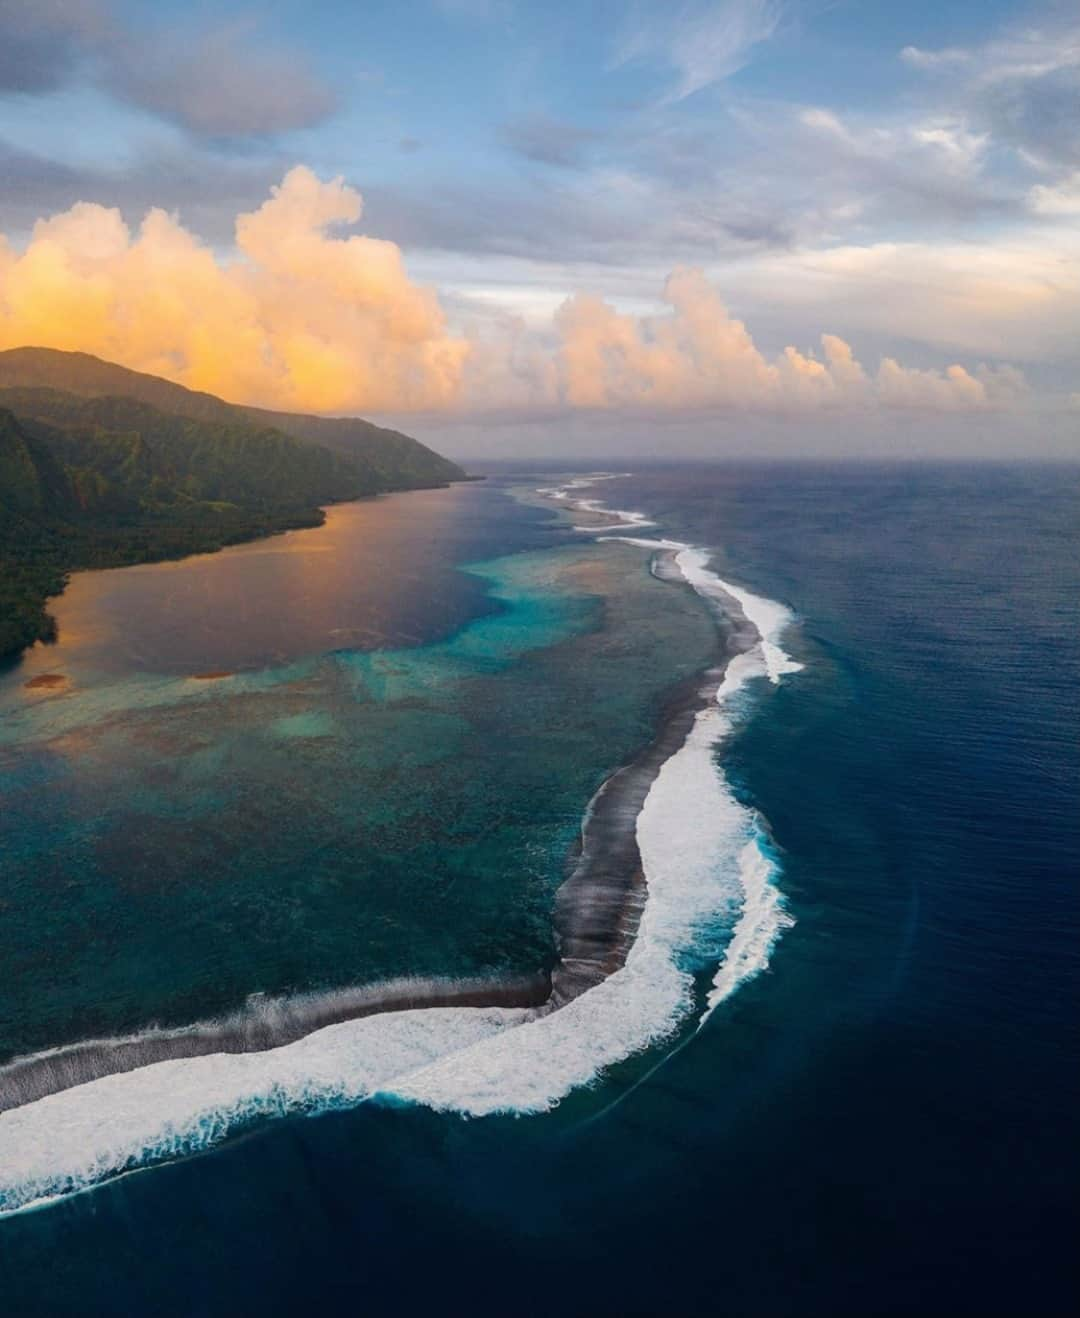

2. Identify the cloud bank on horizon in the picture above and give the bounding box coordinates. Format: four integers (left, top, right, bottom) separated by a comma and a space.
0, 0, 1075, 445
0, 167, 1029, 415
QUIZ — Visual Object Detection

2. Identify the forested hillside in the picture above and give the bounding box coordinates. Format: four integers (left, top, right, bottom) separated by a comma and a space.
0, 348, 466, 490
0, 387, 374, 508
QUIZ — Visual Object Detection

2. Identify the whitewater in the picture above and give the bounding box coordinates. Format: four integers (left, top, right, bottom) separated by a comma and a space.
0, 473, 802, 1213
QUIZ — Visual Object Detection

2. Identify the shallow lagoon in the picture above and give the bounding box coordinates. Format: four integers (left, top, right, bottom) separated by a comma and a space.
0, 480, 716, 1059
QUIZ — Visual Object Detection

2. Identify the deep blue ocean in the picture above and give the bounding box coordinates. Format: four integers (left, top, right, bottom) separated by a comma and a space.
1, 462, 1076, 1316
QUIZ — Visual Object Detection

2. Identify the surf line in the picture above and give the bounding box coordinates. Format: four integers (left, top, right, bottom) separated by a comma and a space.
0, 475, 802, 1198
543, 473, 802, 1020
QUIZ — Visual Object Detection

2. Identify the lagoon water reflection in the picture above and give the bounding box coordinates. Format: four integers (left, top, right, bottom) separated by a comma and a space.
6, 483, 551, 685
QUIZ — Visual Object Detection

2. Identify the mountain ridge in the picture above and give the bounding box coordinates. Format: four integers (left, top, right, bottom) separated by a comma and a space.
0, 347, 466, 490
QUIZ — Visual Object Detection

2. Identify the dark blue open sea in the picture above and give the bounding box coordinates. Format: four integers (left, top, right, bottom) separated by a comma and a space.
0, 462, 1076, 1316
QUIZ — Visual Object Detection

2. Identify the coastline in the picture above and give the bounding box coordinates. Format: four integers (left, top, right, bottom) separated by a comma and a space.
1, 474, 475, 667
1, 465, 1073, 1318
548, 544, 758, 1007
0, 506, 754, 1114
0, 975, 550, 1114
0, 541, 746, 1111
0, 471, 802, 1214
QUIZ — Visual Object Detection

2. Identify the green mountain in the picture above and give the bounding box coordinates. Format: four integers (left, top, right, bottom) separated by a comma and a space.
0, 407, 75, 520
0, 387, 373, 509
0, 409, 78, 657
0, 347, 466, 490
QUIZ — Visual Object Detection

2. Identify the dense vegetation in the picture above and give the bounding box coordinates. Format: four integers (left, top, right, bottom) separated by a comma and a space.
0, 388, 374, 507
0, 347, 466, 490
0, 352, 468, 661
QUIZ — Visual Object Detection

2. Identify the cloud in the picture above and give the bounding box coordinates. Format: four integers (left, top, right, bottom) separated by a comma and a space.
573, 13, 1078, 270
415, 90, 1019, 281
902, 21, 1080, 171
363, 153, 800, 273
468, 267, 1026, 414
104, 21, 338, 139
0, 177, 1034, 419
788, 103, 1020, 225
0, 2, 337, 139
500, 113, 597, 167
0, 167, 469, 412
614, 0, 785, 102
0, 0, 105, 94
715, 231, 1080, 363
0, 136, 285, 244
0, 139, 85, 211
1029, 171, 1080, 215
363, 170, 665, 264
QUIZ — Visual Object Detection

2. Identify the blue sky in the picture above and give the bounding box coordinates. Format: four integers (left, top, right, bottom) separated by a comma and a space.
0, 0, 1076, 455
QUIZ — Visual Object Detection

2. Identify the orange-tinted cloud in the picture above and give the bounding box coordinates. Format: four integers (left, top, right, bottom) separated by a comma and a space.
0, 175, 1026, 417
542, 267, 1023, 413
0, 166, 470, 412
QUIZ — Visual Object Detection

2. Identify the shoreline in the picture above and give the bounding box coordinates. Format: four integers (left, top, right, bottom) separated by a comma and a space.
0, 604, 741, 1113
0, 975, 550, 1115
547, 544, 756, 1006
0, 531, 749, 1115
0, 468, 809, 1220
0, 480, 758, 1123
547, 663, 720, 1009
1, 475, 477, 667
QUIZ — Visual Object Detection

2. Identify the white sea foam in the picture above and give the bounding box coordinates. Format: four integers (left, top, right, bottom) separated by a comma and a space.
709, 577, 804, 684
392, 697, 753, 1115
575, 509, 658, 533
0, 471, 802, 1212
536, 471, 656, 532
0, 1009, 528, 1213
555, 478, 802, 1025
702, 835, 795, 1020
570, 496, 657, 533
672, 546, 804, 685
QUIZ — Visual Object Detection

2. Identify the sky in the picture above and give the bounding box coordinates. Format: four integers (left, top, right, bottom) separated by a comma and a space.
0, 0, 1076, 458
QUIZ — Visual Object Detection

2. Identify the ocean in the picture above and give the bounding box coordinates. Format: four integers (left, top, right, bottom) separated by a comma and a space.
0, 463, 1076, 1315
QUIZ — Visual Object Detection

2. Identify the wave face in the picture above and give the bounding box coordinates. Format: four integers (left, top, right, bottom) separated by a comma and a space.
0, 975, 550, 1115
0, 473, 802, 1213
